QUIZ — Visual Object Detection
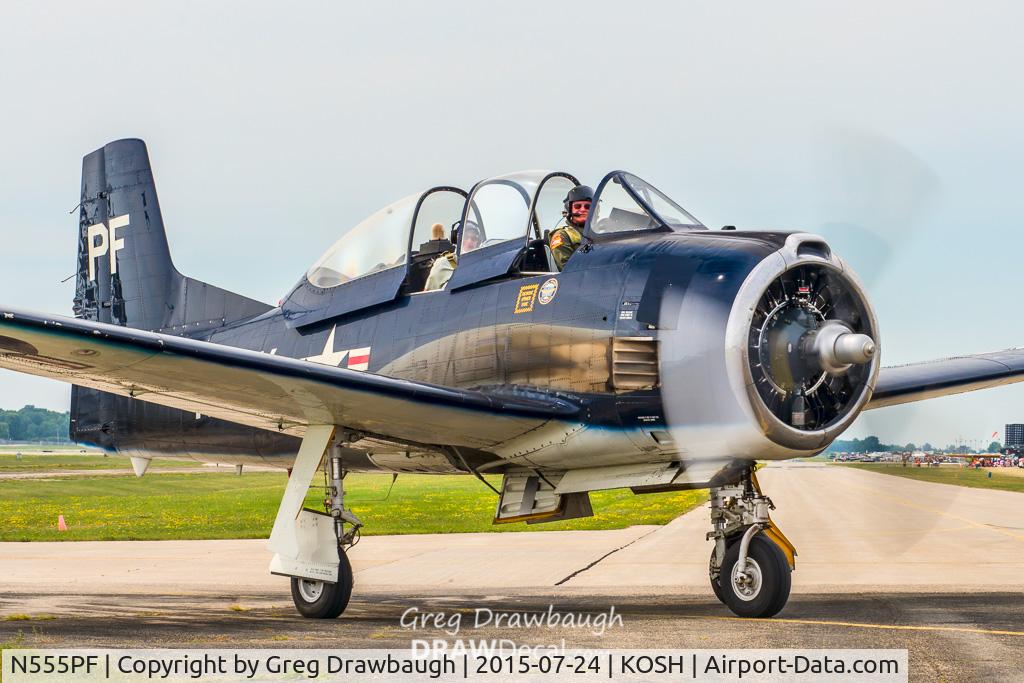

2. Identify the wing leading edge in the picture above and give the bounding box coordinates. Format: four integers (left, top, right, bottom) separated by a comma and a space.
0, 307, 579, 449
866, 349, 1024, 410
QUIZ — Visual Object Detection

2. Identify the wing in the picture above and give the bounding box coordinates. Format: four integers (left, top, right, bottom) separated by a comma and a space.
866, 349, 1024, 410
0, 307, 579, 449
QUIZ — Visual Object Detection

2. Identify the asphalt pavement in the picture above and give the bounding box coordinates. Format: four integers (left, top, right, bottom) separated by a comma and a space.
2, 462, 1022, 681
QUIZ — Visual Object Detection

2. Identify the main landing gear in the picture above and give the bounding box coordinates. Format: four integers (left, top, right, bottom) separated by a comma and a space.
707, 465, 796, 618
268, 426, 363, 619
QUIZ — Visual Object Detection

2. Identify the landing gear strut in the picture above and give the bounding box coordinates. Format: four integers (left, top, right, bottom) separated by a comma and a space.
707, 465, 796, 618
268, 426, 363, 619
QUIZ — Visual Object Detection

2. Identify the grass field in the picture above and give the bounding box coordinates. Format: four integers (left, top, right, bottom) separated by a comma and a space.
0, 453, 196, 473
0, 444, 91, 452
842, 463, 1024, 494
0, 471, 706, 541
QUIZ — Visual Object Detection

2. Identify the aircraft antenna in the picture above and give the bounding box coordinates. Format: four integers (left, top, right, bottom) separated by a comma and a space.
451, 446, 501, 495
368, 473, 400, 502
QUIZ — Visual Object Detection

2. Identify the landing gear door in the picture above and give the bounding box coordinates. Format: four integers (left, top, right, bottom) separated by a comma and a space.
492, 468, 594, 525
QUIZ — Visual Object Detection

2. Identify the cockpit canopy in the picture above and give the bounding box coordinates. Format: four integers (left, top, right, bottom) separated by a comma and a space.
307, 187, 468, 289
286, 170, 705, 328
305, 170, 704, 290
456, 170, 578, 255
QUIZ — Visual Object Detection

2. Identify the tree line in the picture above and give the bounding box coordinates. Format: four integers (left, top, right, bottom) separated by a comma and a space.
826, 435, 1003, 454
0, 404, 1008, 453
0, 405, 70, 443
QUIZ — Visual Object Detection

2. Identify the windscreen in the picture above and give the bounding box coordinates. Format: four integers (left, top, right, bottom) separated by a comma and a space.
590, 172, 704, 235
621, 173, 703, 229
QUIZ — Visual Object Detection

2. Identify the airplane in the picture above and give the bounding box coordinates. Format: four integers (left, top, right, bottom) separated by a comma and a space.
2, 138, 1023, 620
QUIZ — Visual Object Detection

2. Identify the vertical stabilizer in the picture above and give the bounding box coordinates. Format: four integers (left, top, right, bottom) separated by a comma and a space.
72, 138, 270, 332
73, 139, 174, 328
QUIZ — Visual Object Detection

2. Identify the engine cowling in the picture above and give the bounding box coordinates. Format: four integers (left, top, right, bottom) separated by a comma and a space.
725, 233, 880, 452
659, 232, 880, 465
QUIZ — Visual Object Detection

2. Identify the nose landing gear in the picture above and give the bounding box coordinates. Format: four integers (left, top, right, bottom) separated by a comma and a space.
708, 466, 795, 618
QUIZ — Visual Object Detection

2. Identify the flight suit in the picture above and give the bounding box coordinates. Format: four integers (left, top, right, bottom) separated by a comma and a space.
424, 251, 458, 291
548, 224, 582, 270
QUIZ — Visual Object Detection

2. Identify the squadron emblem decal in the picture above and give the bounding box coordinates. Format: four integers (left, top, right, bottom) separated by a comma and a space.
538, 278, 558, 305
514, 284, 539, 314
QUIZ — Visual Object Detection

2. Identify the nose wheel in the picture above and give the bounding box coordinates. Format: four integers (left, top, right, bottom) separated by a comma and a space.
714, 533, 790, 617
708, 466, 795, 618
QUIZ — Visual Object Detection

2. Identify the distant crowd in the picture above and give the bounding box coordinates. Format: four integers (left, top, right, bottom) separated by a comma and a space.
832, 452, 1024, 468
966, 456, 1021, 468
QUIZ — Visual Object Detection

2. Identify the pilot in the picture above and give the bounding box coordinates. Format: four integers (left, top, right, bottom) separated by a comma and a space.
549, 185, 592, 270
424, 221, 482, 291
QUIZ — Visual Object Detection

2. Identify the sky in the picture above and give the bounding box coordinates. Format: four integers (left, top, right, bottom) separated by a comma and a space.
0, 1, 1022, 447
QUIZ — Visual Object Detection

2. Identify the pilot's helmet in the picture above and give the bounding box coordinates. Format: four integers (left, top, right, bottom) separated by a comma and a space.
563, 185, 594, 220
452, 220, 483, 250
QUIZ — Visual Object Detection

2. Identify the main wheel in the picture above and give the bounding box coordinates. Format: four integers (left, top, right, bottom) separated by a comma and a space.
290, 549, 353, 619
718, 534, 791, 618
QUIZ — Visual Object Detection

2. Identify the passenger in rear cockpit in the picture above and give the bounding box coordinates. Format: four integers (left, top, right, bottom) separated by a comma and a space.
424, 221, 481, 291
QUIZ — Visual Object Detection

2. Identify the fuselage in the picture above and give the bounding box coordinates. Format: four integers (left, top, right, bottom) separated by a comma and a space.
73, 229, 797, 474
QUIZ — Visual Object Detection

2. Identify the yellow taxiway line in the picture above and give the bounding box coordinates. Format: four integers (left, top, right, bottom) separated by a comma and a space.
839, 478, 1024, 543
697, 615, 1024, 637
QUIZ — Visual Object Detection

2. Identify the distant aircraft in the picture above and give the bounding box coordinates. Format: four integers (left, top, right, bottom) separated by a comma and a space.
1, 139, 1022, 619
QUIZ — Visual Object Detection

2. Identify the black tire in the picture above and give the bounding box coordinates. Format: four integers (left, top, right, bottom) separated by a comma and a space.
719, 534, 791, 618
290, 549, 353, 619
709, 534, 744, 605
708, 543, 731, 605
710, 566, 726, 604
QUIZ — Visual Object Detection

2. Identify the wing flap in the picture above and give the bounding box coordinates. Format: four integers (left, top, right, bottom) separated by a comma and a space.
866, 349, 1024, 410
0, 307, 578, 448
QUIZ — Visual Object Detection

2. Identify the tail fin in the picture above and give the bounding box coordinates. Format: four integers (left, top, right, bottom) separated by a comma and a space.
72, 138, 270, 333
70, 138, 272, 448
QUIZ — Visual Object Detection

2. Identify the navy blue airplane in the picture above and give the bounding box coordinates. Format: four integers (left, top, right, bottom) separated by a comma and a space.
1, 139, 1022, 619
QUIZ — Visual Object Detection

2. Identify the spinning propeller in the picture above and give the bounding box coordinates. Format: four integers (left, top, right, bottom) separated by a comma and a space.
657, 129, 955, 559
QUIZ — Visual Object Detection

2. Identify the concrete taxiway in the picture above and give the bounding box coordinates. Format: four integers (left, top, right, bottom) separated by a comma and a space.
2, 462, 1023, 680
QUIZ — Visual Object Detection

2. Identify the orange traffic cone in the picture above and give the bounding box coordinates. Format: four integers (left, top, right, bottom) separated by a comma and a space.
57, 515, 68, 532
